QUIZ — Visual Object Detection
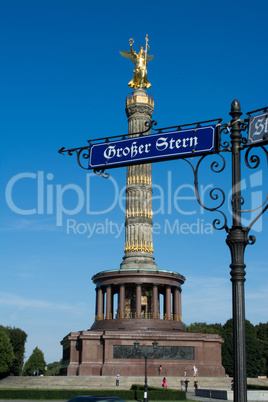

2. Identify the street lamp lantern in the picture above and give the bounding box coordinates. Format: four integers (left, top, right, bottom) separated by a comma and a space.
134, 339, 140, 351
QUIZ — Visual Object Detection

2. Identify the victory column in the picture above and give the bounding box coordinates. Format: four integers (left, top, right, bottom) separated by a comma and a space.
60, 37, 224, 378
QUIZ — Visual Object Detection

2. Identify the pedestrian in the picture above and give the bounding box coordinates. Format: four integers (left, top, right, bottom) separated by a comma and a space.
158, 365, 162, 376
180, 378, 184, 390
184, 378, 189, 392
162, 377, 167, 388
116, 373, 120, 386
231, 379, 234, 391
193, 364, 198, 377
184, 366, 187, 376
194, 380, 199, 390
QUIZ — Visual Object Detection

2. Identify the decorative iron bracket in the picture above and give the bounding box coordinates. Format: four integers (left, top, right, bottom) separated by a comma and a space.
58, 112, 267, 235
58, 118, 222, 175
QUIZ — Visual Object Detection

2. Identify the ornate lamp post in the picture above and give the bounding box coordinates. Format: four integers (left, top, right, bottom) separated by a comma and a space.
134, 339, 158, 402
182, 100, 267, 401
225, 100, 248, 400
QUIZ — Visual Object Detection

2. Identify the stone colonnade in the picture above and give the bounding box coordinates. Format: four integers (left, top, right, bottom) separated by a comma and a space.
95, 282, 182, 321
91, 269, 185, 330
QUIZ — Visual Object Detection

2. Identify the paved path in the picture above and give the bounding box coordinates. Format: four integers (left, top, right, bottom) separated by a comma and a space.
0, 399, 228, 402
186, 391, 227, 401
0, 398, 261, 402
0, 395, 229, 402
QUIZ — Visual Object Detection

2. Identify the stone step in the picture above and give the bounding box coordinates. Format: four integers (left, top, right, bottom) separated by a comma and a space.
0, 376, 267, 391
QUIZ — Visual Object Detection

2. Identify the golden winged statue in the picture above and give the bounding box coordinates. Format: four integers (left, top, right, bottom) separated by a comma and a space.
120, 35, 154, 89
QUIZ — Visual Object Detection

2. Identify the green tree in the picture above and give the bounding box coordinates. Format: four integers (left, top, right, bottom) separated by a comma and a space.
0, 325, 27, 376
0, 331, 14, 379
256, 322, 268, 342
221, 319, 233, 376
187, 322, 211, 333
8, 327, 27, 375
187, 319, 268, 377
245, 320, 264, 377
221, 319, 263, 378
23, 347, 46, 376
0, 325, 9, 336
46, 360, 62, 376
187, 322, 223, 335
256, 322, 268, 376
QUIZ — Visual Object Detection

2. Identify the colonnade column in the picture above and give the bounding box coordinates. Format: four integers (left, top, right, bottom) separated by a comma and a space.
136, 283, 142, 319
173, 287, 182, 321
95, 288, 98, 319
97, 287, 104, 320
178, 288, 182, 321
153, 284, 159, 318
106, 285, 112, 319
165, 285, 172, 320
119, 284, 125, 319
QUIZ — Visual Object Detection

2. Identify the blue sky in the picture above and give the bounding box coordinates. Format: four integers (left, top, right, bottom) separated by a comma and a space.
0, 0, 267, 365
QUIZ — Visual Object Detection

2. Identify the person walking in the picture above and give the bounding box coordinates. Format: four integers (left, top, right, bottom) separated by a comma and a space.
162, 377, 167, 388
180, 378, 184, 390
184, 378, 189, 392
116, 373, 120, 386
231, 378, 234, 391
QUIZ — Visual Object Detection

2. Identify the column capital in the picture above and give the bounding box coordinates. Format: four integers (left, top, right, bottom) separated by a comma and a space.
126, 103, 154, 119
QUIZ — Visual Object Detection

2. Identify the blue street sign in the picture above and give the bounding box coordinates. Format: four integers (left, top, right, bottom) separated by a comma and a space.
89, 125, 217, 170
248, 111, 268, 145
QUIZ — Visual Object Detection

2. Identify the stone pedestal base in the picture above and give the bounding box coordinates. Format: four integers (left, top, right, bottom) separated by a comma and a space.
61, 329, 225, 377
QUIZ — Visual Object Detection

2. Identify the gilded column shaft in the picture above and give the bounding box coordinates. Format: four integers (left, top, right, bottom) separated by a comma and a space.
121, 89, 157, 270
